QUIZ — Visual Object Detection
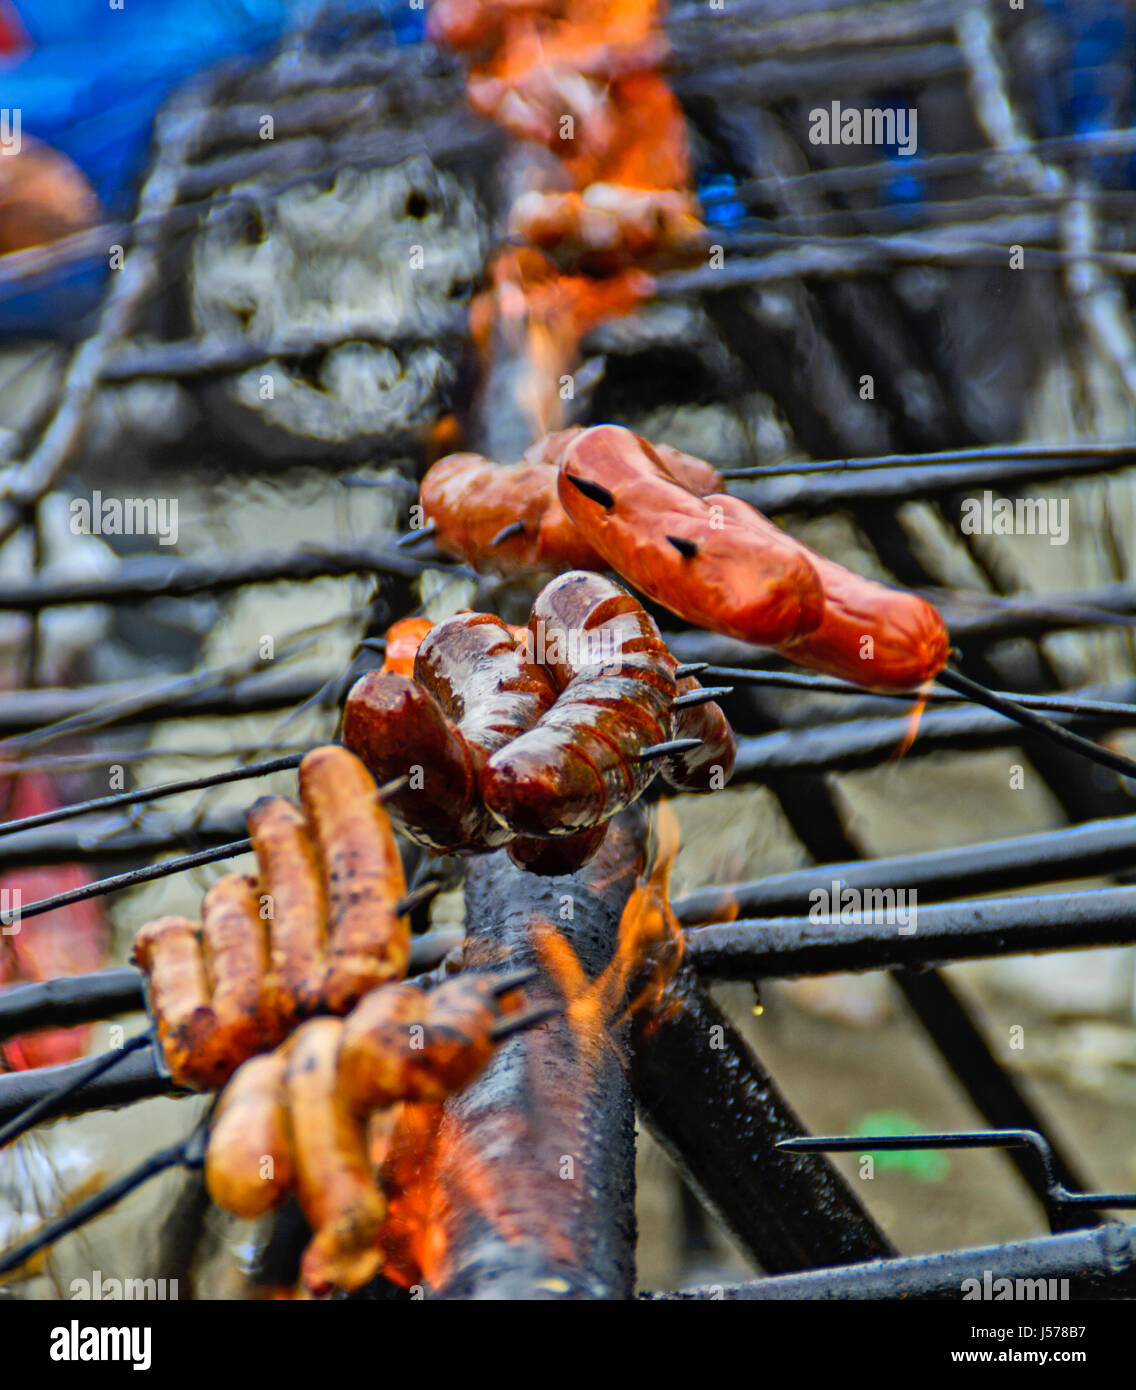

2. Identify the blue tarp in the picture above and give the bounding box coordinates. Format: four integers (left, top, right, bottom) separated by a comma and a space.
0, 1, 424, 336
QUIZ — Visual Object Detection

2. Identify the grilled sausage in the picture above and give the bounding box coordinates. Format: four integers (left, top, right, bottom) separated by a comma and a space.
341, 671, 490, 854
557, 423, 826, 647
132, 916, 218, 1089
205, 1048, 294, 1218
338, 977, 499, 1111
200, 873, 279, 1078
298, 746, 411, 1014
246, 797, 326, 1026
286, 1018, 387, 1297
481, 571, 676, 835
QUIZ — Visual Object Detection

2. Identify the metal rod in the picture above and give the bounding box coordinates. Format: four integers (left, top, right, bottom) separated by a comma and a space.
100, 325, 464, 383
722, 439, 1136, 479
0, 755, 302, 839
890, 972, 1098, 1229
938, 666, 1136, 781
700, 665, 1136, 719
729, 451, 1136, 515
0, 672, 323, 739
780, 1130, 1136, 1212
0, 813, 249, 873
683, 886, 1136, 979
0, 543, 462, 613
0, 1036, 172, 1133
0, 1131, 199, 1278
642, 1222, 1136, 1300
0, 968, 143, 1043
674, 814, 1136, 926
14, 838, 253, 921
728, 692, 1136, 779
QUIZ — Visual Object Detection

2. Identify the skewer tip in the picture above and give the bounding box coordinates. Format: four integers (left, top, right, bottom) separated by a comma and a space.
486, 966, 540, 997
637, 737, 703, 761
488, 520, 527, 548
562, 473, 615, 509
394, 879, 442, 917
394, 521, 438, 549
489, 1002, 561, 1041
672, 685, 733, 710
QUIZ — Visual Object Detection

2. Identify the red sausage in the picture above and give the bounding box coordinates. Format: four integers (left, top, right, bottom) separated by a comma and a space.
557, 424, 825, 647
480, 571, 676, 836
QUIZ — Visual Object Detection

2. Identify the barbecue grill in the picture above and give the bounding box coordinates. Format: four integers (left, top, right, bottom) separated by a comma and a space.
2, 0, 1136, 1304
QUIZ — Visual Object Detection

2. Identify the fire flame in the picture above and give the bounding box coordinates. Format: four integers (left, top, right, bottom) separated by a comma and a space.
432, 0, 704, 442
893, 679, 936, 760
367, 808, 687, 1292
535, 801, 685, 1040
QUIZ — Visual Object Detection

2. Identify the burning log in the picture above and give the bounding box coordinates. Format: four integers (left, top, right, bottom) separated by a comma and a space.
629, 967, 895, 1273
426, 808, 647, 1299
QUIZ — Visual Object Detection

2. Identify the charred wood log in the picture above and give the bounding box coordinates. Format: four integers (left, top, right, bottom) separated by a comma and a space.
427, 811, 646, 1299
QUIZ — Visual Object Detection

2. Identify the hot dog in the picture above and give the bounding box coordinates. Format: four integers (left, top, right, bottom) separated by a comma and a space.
132, 916, 219, 1089
246, 797, 327, 1027
557, 424, 826, 648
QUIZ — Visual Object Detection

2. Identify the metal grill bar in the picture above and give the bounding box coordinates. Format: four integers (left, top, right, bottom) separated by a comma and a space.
643, 1222, 1136, 1300
685, 886, 1136, 979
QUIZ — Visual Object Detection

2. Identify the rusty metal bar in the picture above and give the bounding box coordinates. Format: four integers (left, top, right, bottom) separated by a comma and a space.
0, 541, 456, 613
0, 1043, 180, 1129
729, 697, 1136, 778
427, 811, 646, 1299
629, 967, 895, 1274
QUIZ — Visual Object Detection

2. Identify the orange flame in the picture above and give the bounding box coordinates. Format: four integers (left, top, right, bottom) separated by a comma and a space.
535, 801, 685, 1041
434, 0, 703, 444
471, 247, 652, 434
367, 1101, 446, 1289
892, 678, 936, 760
